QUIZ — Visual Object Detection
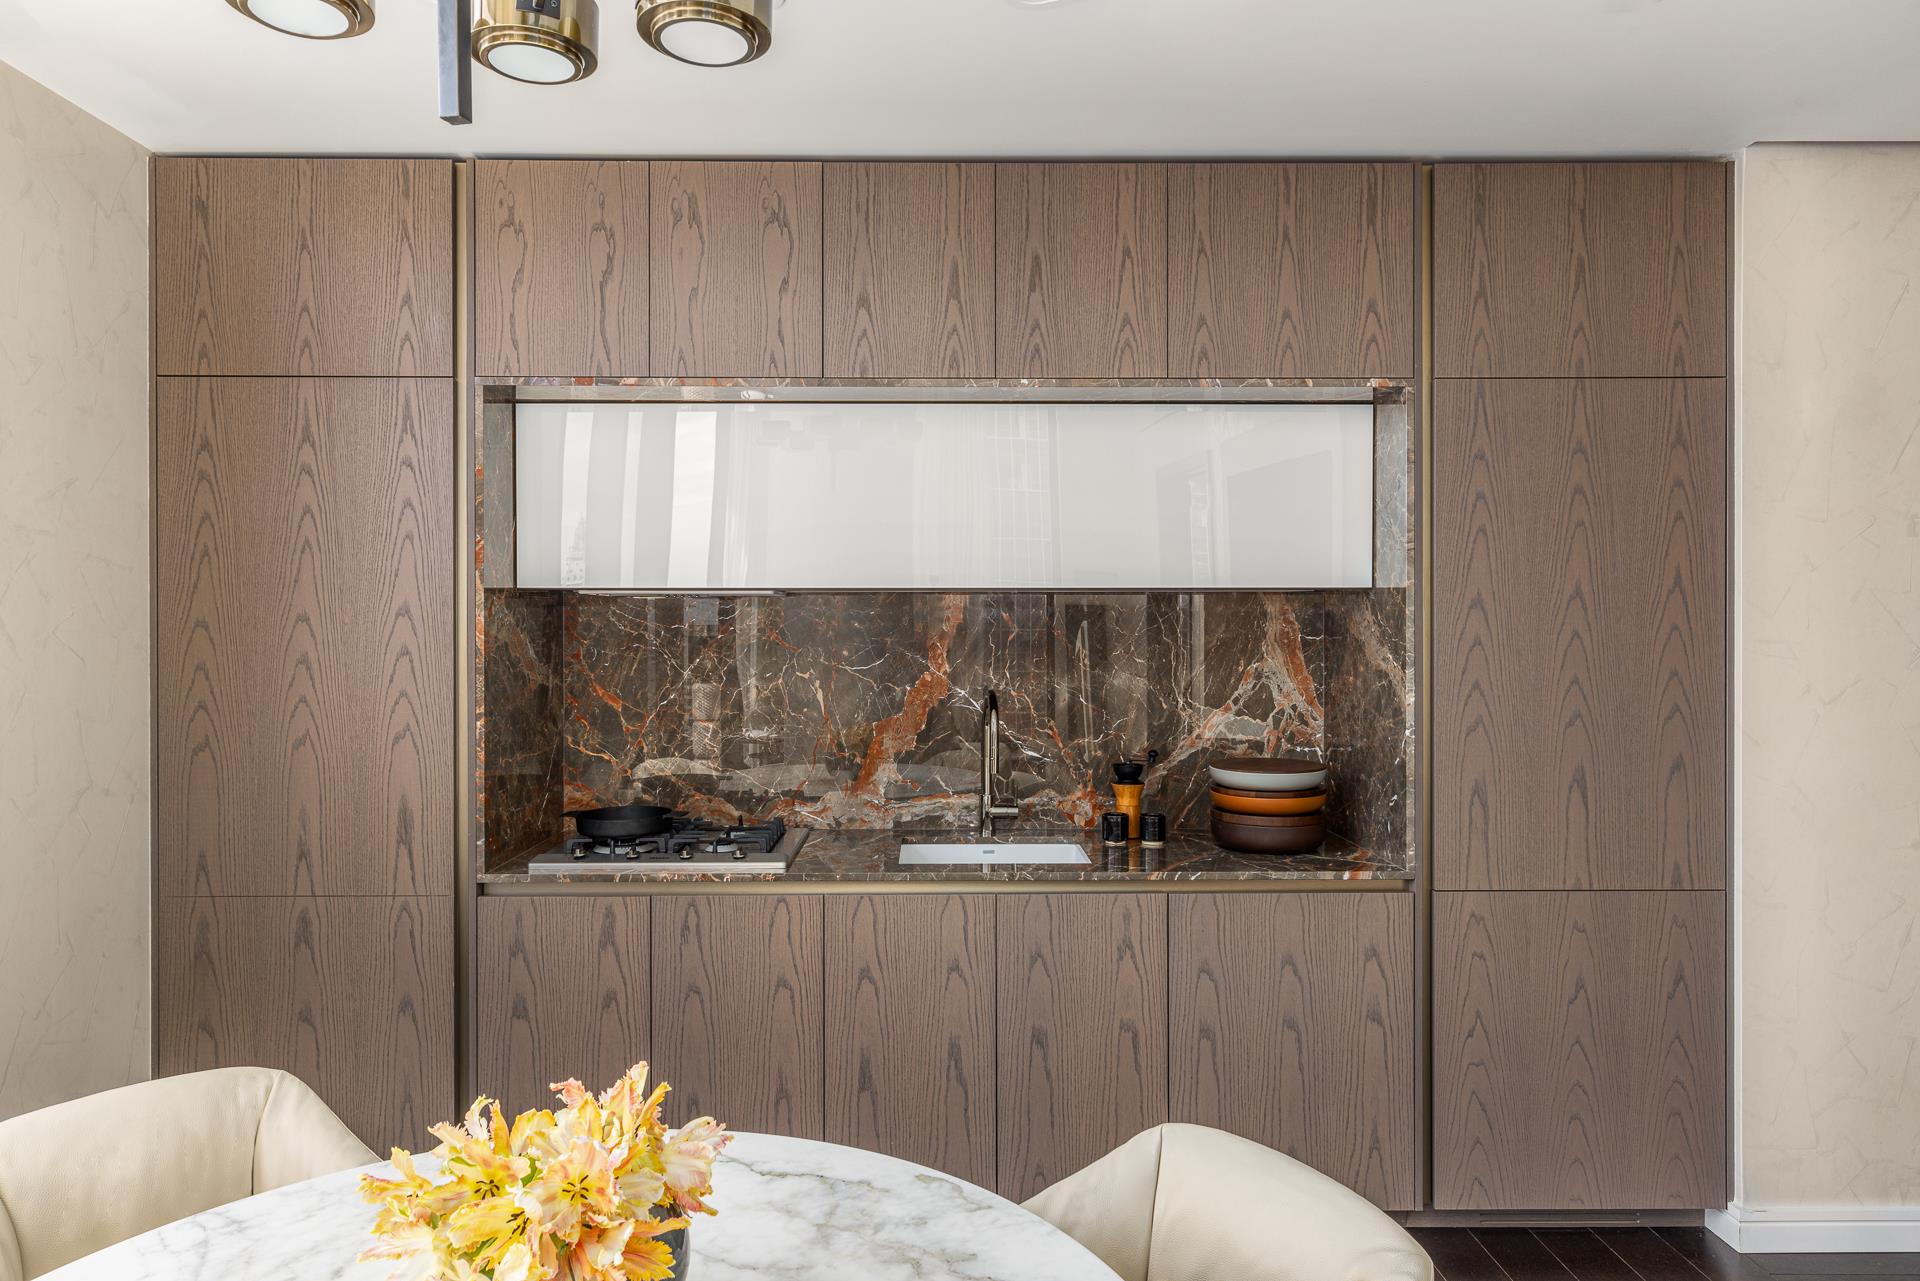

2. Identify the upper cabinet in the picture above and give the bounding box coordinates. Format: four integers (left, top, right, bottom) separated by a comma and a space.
154, 158, 453, 377
1434, 162, 1728, 377
824, 162, 995, 378
997, 163, 1167, 378
476, 160, 649, 378
651, 161, 822, 378
1169, 163, 1416, 379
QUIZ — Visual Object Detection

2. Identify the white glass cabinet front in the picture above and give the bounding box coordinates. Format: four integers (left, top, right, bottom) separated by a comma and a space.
513, 400, 1374, 591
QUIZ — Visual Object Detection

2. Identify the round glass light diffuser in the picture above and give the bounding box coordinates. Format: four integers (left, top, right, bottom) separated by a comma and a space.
227, 0, 373, 39
635, 0, 772, 67
473, 0, 600, 84
657, 18, 749, 65
484, 39, 579, 82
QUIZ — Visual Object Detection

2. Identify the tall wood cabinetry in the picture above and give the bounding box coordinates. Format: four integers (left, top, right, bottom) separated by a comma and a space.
151, 158, 456, 1150
1430, 162, 1730, 1209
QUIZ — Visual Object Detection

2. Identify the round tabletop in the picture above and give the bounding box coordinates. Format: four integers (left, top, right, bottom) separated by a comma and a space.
41, 1132, 1119, 1281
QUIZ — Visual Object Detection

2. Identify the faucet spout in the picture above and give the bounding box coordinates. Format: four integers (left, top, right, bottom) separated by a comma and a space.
979, 689, 1021, 840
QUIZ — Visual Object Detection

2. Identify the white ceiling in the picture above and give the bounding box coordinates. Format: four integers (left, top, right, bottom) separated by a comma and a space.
1, 0, 1916, 158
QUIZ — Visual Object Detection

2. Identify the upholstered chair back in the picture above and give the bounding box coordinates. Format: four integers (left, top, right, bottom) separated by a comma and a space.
0, 1067, 375, 1281
1023, 1123, 1433, 1281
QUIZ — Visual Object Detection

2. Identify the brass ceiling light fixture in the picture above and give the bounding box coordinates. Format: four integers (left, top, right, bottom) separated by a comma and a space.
225, 0, 375, 39
635, 0, 772, 67
472, 0, 601, 84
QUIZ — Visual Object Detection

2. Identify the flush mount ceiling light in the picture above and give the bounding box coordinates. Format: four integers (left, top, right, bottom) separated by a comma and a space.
226, 0, 375, 38
473, 0, 600, 83
635, 0, 772, 67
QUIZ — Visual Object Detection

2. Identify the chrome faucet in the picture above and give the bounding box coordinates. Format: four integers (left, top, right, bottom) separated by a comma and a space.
978, 690, 1021, 840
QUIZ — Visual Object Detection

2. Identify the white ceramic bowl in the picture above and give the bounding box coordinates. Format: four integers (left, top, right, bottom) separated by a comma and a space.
1209, 761, 1329, 792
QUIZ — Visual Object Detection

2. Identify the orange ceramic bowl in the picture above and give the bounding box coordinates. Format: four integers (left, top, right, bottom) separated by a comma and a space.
1210, 786, 1326, 816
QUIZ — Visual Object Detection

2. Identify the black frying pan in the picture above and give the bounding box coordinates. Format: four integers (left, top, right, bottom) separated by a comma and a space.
567, 802, 676, 840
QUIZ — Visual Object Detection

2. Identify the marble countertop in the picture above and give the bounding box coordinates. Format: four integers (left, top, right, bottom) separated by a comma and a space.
480, 828, 1410, 886
41, 1133, 1119, 1281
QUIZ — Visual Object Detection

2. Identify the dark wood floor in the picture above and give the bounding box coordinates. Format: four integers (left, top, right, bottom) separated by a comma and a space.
1410, 1228, 1920, 1281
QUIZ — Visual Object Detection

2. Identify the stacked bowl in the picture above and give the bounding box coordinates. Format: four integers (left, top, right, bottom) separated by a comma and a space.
1208, 755, 1328, 853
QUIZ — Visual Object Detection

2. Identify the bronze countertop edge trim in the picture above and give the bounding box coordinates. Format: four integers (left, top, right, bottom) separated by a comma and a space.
472, 876, 1415, 896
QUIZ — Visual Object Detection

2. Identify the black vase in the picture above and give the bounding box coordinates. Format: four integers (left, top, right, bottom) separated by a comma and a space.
660, 1222, 691, 1279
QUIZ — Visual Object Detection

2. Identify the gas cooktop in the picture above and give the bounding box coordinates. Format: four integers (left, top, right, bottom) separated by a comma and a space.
528, 817, 802, 875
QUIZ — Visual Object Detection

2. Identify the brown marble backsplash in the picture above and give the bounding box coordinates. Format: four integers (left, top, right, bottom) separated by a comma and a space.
478, 588, 1412, 868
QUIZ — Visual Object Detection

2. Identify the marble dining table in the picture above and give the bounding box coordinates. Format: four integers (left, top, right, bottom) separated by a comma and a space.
40, 1131, 1120, 1281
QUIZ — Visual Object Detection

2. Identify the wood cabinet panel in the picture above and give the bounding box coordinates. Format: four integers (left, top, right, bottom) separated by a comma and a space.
1168, 163, 1415, 378
650, 895, 823, 1138
650, 162, 821, 377
1169, 893, 1416, 1209
1433, 892, 1727, 1210
1434, 162, 1728, 377
1433, 378, 1727, 891
475, 160, 648, 377
996, 163, 1166, 378
823, 895, 996, 1189
154, 894, 453, 1152
997, 894, 1167, 1203
154, 158, 452, 377
154, 377, 456, 897
476, 897, 650, 1119
824, 162, 995, 378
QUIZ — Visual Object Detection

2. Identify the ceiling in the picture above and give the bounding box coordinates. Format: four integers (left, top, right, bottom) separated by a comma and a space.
1, 0, 1916, 158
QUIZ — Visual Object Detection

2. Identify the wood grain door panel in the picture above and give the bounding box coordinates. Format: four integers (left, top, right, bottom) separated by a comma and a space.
824, 895, 996, 1189
1432, 891, 1727, 1210
154, 377, 456, 897
476, 160, 649, 377
1434, 162, 1728, 377
650, 162, 822, 377
997, 893, 1168, 1203
824, 162, 995, 378
1168, 163, 1416, 378
1169, 893, 1416, 1209
650, 895, 823, 1139
153, 894, 453, 1152
476, 897, 651, 1119
996, 163, 1167, 378
154, 158, 453, 377
1433, 378, 1727, 891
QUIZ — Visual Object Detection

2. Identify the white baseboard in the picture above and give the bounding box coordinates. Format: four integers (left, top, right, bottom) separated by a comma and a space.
1707, 1204, 1920, 1253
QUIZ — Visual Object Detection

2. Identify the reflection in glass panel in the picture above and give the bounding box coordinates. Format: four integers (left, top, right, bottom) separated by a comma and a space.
514, 401, 1374, 591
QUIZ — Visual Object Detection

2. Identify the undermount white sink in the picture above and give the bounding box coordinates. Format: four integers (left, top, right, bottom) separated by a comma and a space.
897, 841, 1090, 866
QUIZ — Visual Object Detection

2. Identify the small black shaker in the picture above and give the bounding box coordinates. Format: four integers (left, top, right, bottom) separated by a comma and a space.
1140, 813, 1168, 847
1100, 812, 1130, 844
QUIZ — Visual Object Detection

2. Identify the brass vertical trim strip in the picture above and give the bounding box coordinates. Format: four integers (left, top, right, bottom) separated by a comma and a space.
147, 154, 162, 1081
1726, 155, 1738, 1205
453, 159, 477, 1111
1415, 160, 1436, 1212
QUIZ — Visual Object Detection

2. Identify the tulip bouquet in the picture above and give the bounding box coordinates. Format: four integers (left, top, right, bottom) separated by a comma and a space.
357, 1063, 731, 1281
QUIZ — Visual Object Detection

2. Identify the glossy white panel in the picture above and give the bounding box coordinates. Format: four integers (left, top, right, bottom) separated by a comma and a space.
514, 401, 1374, 590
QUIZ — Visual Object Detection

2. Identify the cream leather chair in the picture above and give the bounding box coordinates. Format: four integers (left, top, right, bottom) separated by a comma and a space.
0, 1067, 375, 1281
1024, 1124, 1432, 1281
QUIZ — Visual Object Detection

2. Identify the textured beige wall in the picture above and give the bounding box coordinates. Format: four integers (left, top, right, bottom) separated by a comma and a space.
0, 61, 150, 1118
1740, 143, 1920, 1209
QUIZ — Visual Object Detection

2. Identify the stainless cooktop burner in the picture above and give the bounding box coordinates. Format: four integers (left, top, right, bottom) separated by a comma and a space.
528, 817, 800, 875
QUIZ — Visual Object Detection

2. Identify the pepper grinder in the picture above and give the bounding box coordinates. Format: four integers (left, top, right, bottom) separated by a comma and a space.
1109, 750, 1159, 839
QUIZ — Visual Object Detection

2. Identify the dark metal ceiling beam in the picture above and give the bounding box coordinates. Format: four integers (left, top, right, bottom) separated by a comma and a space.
439, 0, 472, 125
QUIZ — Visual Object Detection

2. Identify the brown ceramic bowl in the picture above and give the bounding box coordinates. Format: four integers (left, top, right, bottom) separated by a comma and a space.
1211, 809, 1326, 854
1210, 809, 1324, 827
1209, 755, 1329, 792
1210, 785, 1326, 816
